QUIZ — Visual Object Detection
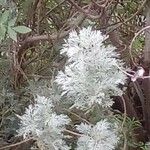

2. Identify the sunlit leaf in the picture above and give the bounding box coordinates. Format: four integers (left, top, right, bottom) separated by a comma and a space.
0, 10, 9, 24
8, 17, 17, 27
7, 27, 17, 42
12, 26, 31, 34
0, 24, 6, 41
0, 0, 6, 6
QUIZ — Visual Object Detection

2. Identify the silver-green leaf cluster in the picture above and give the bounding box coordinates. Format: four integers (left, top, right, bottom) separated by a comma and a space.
76, 119, 120, 150
17, 95, 70, 150
55, 27, 127, 109
0, 10, 31, 42
17, 27, 127, 150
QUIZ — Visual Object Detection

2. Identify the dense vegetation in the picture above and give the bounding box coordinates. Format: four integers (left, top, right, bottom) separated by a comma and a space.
0, 0, 150, 149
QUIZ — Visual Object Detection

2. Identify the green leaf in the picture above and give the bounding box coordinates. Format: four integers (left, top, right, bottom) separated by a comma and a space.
12, 26, 31, 34
8, 17, 17, 27
0, 0, 6, 6
7, 27, 17, 42
0, 10, 9, 24
0, 24, 6, 40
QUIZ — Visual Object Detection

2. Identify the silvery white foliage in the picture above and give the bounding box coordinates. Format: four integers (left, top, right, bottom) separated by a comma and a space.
76, 119, 119, 150
145, 142, 150, 149
17, 95, 70, 150
55, 27, 127, 109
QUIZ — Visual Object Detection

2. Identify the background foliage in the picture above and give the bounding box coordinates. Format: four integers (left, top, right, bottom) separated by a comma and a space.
0, 0, 150, 149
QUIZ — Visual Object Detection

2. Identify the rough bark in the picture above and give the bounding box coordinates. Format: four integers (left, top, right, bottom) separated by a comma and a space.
143, 0, 150, 139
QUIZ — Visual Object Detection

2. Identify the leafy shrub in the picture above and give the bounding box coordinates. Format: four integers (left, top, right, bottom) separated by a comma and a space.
17, 27, 127, 150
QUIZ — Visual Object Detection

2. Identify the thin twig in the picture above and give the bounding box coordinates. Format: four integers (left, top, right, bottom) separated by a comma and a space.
143, 75, 150, 78
64, 129, 82, 137
115, 64, 134, 77
0, 138, 34, 150
133, 81, 146, 121
122, 130, 127, 150
116, 64, 150, 81
108, 0, 147, 33
19, 13, 86, 48
121, 96, 127, 150
64, 109, 90, 125
40, 0, 66, 22
91, 0, 109, 8
66, 0, 101, 19
123, 0, 147, 24
121, 96, 127, 130
129, 25, 150, 65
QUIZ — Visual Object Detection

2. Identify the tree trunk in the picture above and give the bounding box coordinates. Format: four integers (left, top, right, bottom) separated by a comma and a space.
143, 0, 150, 139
